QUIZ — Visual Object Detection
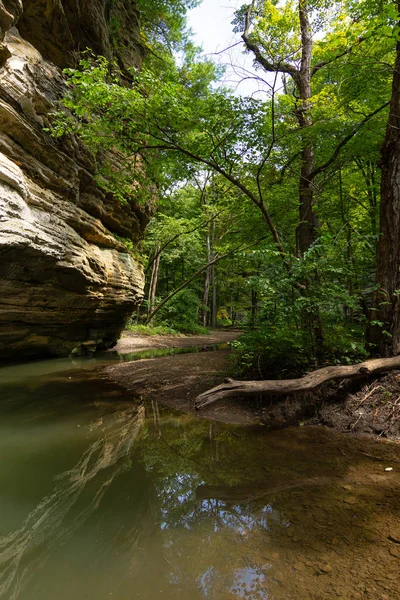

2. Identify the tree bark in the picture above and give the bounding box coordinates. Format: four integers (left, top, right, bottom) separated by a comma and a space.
147, 247, 161, 316
338, 162, 354, 322
296, 1, 325, 354
250, 289, 258, 327
367, 18, 400, 356
354, 158, 379, 239
202, 268, 211, 327
211, 222, 217, 328
211, 262, 217, 328
195, 356, 400, 410
243, 1, 318, 257
201, 226, 212, 327
296, 0, 317, 256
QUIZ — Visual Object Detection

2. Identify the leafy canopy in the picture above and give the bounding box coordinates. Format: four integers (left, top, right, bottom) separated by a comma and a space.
136, 0, 200, 51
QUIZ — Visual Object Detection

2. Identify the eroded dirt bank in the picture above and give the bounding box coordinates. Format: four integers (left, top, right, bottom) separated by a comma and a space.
112, 329, 240, 353
106, 330, 257, 425
105, 331, 400, 440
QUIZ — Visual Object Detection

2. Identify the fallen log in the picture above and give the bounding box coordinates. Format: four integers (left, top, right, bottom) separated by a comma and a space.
195, 356, 400, 410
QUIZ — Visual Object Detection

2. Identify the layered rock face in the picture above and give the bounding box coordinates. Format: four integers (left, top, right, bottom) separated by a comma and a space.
0, 1, 150, 359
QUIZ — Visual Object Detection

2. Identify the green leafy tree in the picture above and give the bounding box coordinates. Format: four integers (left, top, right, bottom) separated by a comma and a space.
50, 0, 398, 370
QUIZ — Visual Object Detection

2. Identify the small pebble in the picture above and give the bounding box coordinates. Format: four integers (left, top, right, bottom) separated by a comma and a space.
331, 537, 339, 545
319, 563, 332, 574
343, 496, 357, 505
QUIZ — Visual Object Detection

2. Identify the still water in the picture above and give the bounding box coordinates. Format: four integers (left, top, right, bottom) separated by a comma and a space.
0, 355, 399, 600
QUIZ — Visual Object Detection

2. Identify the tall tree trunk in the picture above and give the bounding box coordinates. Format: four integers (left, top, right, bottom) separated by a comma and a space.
147, 247, 161, 316
364, 160, 378, 238
368, 161, 378, 238
211, 222, 217, 328
296, 1, 324, 354
202, 226, 212, 327
250, 289, 258, 327
296, 0, 316, 256
242, 0, 319, 259
367, 24, 400, 356
355, 158, 378, 238
250, 261, 261, 327
202, 269, 211, 327
338, 162, 354, 322
211, 263, 217, 328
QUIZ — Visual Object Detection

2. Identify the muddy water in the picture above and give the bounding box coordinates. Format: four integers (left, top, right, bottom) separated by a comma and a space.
0, 356, 399, 600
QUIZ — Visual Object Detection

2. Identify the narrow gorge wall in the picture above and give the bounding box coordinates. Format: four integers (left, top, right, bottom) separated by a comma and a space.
0, 0, 151, 359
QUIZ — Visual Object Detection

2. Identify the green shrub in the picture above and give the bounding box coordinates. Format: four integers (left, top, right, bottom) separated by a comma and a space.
322, 324, 368, 365
231, 325, 313, 379
155, 289, 208, 334
231, 323, 368, 380
217, 308, 232, 327
126, 324, 179, 336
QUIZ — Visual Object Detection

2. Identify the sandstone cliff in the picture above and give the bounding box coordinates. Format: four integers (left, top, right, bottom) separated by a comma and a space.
0, 0, 151, 359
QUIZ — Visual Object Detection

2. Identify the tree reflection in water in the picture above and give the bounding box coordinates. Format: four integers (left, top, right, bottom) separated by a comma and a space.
135, 405, 289, 599
1, 379, 399, 600
0, 404, 145, 600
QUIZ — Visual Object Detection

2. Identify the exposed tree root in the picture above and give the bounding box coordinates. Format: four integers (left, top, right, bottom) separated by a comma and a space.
195, 356, 400, 410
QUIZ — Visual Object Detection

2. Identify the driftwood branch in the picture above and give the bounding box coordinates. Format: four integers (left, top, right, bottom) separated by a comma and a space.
195, 356, 400, 410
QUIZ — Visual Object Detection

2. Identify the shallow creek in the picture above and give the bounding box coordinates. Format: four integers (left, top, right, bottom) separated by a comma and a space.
0, 352, 399, 600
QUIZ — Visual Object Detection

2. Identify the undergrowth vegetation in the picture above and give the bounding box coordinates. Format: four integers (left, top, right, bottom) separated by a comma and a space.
230, 323, 368, 380
126, 324, 180, 336
153, 290, 209, 335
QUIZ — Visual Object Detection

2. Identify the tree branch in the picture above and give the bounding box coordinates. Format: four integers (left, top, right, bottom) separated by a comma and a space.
136, 137, 290, 268
256, 71, 279, 204
145, 211, 225, 274
310, 101, 390, 180
311, 36, 367, 77
242, 1, 300, 84
145, 235, 269, 324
